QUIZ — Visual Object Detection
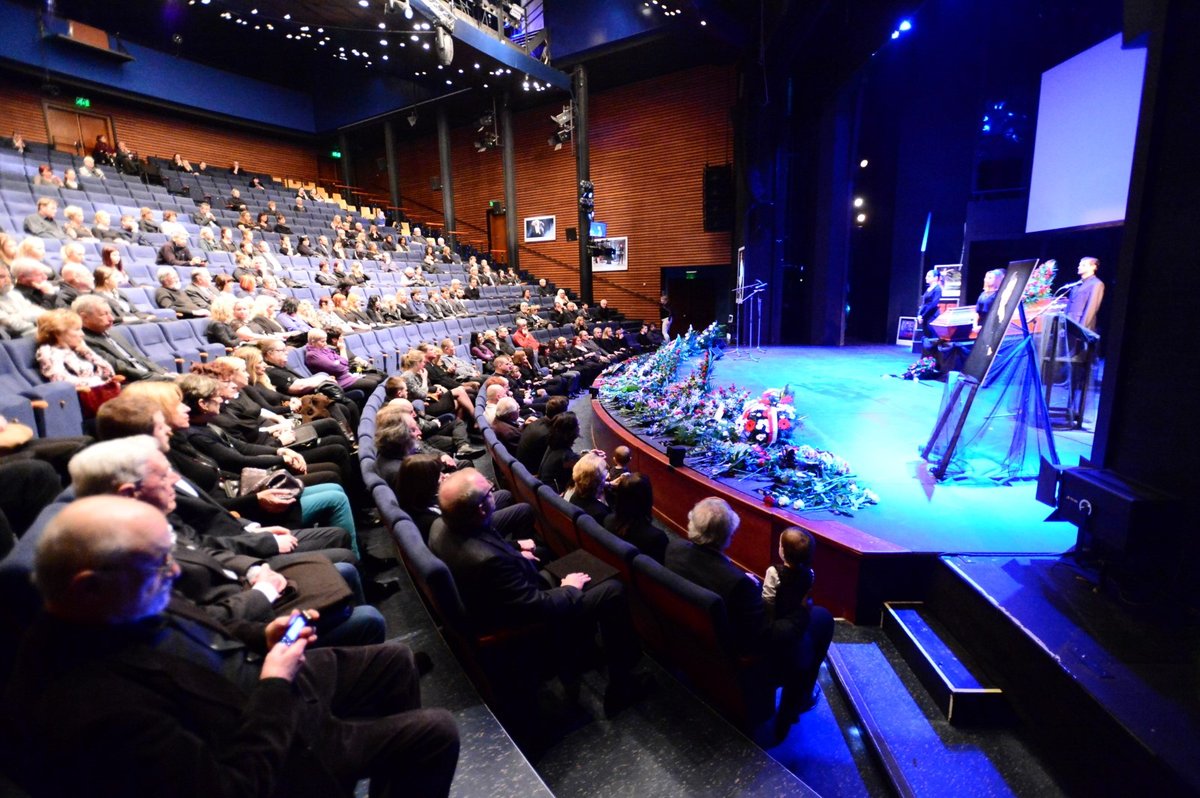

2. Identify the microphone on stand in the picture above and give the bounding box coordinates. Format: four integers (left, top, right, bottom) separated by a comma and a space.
1054, 280, 1082, 296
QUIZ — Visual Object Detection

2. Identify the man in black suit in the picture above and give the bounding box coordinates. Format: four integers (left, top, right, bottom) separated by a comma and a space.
22, 197, 67, 240
3, 494, 459, 798
73, 296, 168, 381
514, 395, 567, 472
429, 469, 650, 716
665, 497, 834, 736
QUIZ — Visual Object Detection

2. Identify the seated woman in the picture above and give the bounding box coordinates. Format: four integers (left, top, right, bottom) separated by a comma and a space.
567, 451, 611, 524
399, 348, 470, 419
204, 295, 241, 350
304, 327, 382, 402
604, 473, 669, 563
392, 452, 445, 542
171, 152, 194, 172
666, 497, 835, 738
538, 411, 581, 494
35, 309, 120, 417
93, 264, 155, 324
469, 331, 496, 367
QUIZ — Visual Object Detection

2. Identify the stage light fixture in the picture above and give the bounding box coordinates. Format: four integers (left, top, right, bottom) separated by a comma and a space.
899, 19, 912, 31
891, 30, 900, 39
407, 111, 418, 127
434, 25, 454, 65
860, 159, 869, 168
853, 197, 864, 208
856, 213, 867, 223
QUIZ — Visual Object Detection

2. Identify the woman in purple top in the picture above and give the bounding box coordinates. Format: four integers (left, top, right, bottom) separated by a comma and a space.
303, 328, 381, 402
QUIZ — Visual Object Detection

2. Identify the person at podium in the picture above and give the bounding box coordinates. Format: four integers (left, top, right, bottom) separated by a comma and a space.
1066, 257, 1104, 332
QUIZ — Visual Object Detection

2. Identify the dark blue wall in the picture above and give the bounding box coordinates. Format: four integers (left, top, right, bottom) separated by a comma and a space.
0, 0, 316, 132
545, 0, 665, 59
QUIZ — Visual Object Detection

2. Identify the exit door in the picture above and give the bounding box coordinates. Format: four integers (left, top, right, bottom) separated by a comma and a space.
661, 265, 733, 337
43, 104, 112, 156
487, 209, 507, 263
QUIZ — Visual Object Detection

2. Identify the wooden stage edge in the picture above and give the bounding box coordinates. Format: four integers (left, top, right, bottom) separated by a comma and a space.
590, 399, 936, 625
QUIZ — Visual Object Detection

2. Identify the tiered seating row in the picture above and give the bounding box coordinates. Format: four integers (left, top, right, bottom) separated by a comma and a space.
357, 387, 776, 734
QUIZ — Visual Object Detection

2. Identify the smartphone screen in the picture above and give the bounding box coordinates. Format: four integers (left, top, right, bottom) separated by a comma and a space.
280, 613, 309, 646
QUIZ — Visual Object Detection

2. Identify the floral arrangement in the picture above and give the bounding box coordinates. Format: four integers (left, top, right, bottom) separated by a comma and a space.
900, 356, 939, 381
1022, 259, 1057, 305
598, 324, 877, 516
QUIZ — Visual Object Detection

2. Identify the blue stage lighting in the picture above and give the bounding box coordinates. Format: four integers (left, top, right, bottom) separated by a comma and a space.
891, 30, 900, 40
899, 19, 912, 32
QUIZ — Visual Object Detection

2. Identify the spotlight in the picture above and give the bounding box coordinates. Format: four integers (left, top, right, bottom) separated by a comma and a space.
549, 129, 571, 150
891, 30, 900, 39
853, 197, 864, 208
860, 159, 869, 168
899, 19, 912, 31
856, 213, 867, 223
434, 25, 453, 65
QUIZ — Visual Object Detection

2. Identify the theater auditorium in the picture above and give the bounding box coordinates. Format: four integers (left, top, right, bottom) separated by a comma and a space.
0, 0, 1196, 796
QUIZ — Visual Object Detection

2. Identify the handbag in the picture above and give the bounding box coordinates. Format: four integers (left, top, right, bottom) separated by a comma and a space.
78, 379, 122, 417
238, 467, 304, 497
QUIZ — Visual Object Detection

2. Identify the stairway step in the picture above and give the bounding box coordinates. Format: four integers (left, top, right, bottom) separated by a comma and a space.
828, 641, 1054, 798
882, 601, 1006, 726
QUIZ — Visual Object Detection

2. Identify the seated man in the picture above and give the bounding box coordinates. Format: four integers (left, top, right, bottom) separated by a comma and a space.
154, 266, 208, 317
23, 197, 67, 240
157, 231, 205, 266
666, 497, 834, 737
73, 295, 169, 382
429, 469, 651, 716
4, 494, 459, 798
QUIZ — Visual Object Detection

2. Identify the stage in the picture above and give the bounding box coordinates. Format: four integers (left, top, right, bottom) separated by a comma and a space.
589, 343, 1095, 621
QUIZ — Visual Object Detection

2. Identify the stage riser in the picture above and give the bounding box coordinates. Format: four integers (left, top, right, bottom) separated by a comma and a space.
927, 561, 1194, 798
591, 400, 938, 623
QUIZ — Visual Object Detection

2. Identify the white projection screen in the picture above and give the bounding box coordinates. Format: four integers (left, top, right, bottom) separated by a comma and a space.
1025, 34, 1147, 233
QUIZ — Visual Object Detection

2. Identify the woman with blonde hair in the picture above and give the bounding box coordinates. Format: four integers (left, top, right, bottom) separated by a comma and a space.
568, 451, 611, 522
205, 295, 240, 349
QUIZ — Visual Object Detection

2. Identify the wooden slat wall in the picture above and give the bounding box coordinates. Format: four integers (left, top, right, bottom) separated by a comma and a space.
0, 77, 319, 181
396, 64, 735, 322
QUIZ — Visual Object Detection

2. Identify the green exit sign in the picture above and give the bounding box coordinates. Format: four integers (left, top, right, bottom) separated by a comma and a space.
685, 272, 696, 280
330, 150, 342, 159
74, 97, 90, 108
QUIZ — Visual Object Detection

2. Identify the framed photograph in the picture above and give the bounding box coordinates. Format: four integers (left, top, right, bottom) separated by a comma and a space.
896, 316, 918, 345
524, 215, 556, 243
591, 236, 628, 272
934, 264, 963, 301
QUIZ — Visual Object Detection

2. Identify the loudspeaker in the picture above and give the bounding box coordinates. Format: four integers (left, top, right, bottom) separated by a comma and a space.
703, 164, 733, 232
667, 445, 688, 468
429, 176, 442, 192
566, 227, 578, 241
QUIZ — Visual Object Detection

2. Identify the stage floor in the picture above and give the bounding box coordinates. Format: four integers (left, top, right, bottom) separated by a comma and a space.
674, 344, 1092, 556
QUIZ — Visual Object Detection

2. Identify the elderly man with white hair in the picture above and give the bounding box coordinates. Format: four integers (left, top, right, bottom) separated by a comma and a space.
666, 497, 835, 739
0, 259, 46, 336
54, 259, 95, 309
11, 257, 58, 309
157, 230, 205, 266
77, 154, 105, 179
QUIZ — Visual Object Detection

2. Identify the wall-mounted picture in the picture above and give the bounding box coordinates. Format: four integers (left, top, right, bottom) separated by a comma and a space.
591, 236, 628, 272
524, 215, 556, 243
934, 264, 963, 301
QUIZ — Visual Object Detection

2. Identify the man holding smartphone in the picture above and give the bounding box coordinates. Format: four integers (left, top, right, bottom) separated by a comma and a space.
4, 496, 459, 798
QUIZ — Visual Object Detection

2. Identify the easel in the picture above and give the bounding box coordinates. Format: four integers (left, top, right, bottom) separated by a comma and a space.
921, 260, 1058, 480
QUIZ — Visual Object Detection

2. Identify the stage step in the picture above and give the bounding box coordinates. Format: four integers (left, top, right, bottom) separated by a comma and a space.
929, 555, 1200, 798
827, 637, 1063, 798
881, 601, 1007, 726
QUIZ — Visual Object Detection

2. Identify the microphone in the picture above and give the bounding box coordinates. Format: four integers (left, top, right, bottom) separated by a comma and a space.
1055, 280, 1082, 295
